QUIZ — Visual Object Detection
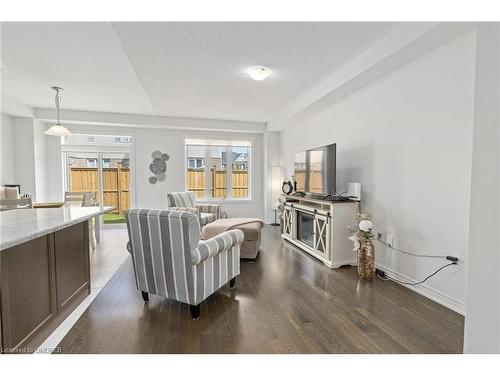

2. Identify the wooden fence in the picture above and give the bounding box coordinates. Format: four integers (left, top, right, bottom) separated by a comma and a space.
187, 169, 248, 199
69, 167, 130, 213
69, 168, 246, 212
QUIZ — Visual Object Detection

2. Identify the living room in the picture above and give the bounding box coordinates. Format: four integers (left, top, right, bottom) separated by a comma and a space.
1, 0, 499, 372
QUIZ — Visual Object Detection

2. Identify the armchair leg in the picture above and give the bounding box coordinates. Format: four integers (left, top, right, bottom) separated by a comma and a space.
141, 291, 149, 303
229, 277, 236, 289
190, 304, 200, 320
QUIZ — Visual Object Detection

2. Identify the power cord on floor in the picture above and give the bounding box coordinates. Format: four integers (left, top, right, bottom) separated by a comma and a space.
376, 262, 458, 286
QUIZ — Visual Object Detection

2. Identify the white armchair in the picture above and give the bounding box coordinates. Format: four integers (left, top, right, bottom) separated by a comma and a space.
125, 208, 244, 319
166, 191, 225, 227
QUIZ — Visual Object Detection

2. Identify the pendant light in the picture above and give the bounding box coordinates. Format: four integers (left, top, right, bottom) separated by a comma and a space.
44, 86, 72, 136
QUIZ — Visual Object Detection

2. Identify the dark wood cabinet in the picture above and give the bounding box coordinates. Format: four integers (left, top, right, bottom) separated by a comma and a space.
0, 222, 90, 353
54, 223, 90, 312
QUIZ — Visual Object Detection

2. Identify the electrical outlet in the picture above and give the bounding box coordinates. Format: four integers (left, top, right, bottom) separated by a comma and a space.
386, 235, 394, 248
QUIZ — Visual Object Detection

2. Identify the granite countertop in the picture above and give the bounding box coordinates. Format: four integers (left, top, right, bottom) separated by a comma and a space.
0, 206, 115, 251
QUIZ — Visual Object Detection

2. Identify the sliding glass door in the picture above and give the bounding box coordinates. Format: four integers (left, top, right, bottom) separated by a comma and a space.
101, 152, 130, 224
65, 152, 101, 207
63, 151, 131, 225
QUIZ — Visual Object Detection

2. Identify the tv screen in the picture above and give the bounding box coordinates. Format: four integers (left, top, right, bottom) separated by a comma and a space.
294, 143, 336, 196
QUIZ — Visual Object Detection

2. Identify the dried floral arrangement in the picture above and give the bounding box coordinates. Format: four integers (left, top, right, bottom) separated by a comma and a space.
275, 195, 286, 217
348, 209, 374, 242
348, 206, 375, 281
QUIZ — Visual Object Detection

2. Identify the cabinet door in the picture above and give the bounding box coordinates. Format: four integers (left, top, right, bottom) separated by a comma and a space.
0, 235, 57, 351
54, 221, 90, 313
283, 205, 293, 237
313, 214, 330, 258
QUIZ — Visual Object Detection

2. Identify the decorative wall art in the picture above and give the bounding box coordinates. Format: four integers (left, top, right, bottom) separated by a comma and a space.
148, 150, 170, 184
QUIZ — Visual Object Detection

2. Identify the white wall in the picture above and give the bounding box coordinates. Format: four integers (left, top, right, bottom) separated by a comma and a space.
263, 131, 281, 223
45, 133, 63, 201
45, 123, 264, 218
464, 24, 500, 353
12, 117, 37, 198
33, 119, 50, 201
280, 31, 476, 313
1, 116, 53, 200
0, 113, 16, 185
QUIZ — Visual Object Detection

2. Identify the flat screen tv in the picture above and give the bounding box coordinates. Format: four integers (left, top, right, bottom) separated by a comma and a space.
294, 143, 336, 196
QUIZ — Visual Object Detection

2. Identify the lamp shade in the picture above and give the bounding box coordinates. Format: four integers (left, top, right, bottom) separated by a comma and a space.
271, 166, 283, 202
44, 124, 72, 136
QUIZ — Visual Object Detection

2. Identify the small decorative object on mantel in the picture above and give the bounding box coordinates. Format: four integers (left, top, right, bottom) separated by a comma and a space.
148, 150, 170, 184
348, 210, 375, 281
282, 178, 293, 195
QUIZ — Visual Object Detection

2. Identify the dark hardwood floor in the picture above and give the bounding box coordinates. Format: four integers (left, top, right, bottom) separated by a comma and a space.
57, 225, 464, 354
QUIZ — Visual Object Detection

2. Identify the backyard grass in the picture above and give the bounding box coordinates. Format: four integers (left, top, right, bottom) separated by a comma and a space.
103, 212, 126, 224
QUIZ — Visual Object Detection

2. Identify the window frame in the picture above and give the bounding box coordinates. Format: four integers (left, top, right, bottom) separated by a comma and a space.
184, 138, 252, 203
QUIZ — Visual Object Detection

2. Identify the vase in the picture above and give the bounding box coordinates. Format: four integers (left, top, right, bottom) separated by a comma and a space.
358, 236, 375, 281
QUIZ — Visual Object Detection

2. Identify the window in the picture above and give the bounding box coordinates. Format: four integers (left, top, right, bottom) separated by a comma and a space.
185, 139, 251, 200
188, 158, 205, 169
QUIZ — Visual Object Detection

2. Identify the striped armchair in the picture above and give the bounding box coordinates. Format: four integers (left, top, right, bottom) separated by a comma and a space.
166, 191, 224, 227
125, 208, 244, 319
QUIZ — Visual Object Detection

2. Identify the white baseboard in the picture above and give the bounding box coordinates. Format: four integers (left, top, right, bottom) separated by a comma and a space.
375, 263, 466, 316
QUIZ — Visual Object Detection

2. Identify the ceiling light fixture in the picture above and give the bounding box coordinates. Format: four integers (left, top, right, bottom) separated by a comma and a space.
247, 66, 272, 81
44, 86, 72, 137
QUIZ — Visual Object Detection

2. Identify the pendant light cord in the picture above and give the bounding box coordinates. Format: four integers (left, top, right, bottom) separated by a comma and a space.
52, 86, 63, 125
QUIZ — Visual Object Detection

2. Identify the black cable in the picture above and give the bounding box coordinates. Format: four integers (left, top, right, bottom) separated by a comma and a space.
376, 238, 448, 259
379, 262, 457, 286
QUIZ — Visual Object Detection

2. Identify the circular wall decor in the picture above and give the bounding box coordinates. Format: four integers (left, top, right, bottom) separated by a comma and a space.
148, 150, 170, 184
149, 158, 166, 174
151, 150, 163, 159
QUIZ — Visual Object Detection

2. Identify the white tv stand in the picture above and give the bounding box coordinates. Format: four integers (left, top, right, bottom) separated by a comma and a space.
281, 194, 358, 269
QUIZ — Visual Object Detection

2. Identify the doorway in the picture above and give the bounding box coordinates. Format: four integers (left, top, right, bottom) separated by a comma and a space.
62, 134, 133, 226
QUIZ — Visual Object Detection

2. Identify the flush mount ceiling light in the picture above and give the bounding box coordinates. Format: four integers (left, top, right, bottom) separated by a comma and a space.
247, 66, 272, 81
44, 86, 72, 137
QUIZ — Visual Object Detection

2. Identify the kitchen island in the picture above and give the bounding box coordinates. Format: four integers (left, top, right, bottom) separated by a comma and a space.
0, 206, 113, 353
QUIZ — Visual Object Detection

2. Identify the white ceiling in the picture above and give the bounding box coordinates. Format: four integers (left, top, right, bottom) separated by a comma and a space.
1, 22, 397, 123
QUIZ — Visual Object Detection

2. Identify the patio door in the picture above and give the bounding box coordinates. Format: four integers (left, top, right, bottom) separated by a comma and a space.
65, 151, 101, 206
100, 152, 130, 224
64, 151, 131, 225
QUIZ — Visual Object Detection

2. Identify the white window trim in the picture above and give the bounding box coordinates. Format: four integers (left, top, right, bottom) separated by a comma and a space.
184, 138, 252, 202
